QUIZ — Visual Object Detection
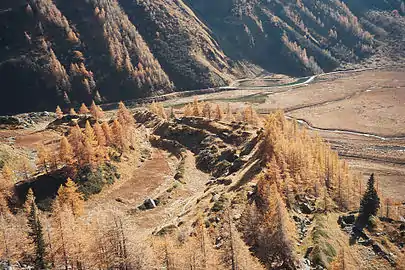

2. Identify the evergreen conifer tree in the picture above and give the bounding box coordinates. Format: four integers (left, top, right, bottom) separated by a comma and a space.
27, 193, 47, 269
359, 173, 380, 223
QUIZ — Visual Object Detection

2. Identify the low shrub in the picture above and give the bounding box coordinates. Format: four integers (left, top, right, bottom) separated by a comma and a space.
76, 162, 120, 199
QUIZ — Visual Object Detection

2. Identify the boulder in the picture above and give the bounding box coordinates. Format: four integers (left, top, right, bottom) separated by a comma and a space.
293, 215, 301, 223
338, 214, 356, 227
372, 243, 385, 255
218, 149, 238, 162
211, 194, 220, 202
229, 158, 244, 174
358, 239, 372, 246
155, 224, 177, 236
139, 198, 159, 210
299, 202, 315, 214
216, 178, 232, 186
304, 246, 313, 258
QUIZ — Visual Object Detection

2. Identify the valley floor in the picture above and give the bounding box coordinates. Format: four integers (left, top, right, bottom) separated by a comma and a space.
163, 68, 405, 203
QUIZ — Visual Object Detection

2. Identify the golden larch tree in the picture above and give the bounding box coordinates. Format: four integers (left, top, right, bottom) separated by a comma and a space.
69, 108, 77, 115
149, 102, 159, 115
18, 157, 35, 181
101, 121, 113, 146
36, 144, 51, 173
90, 100, 104, 120
117, 101, 135, 127
242, 105, 260, 125
24, 188, 35, 214
157, 103, 167, 120
68, 124, 84, 152
78, 103, 90, 114
51, 196, 74, 269
0, 165, 14, 208
58, 178, 84, 217
59, 136, 74, 166
214, 104, 223, 120
93, 122, 106, 147
260, 184, 297, 269
84, 121, 98, 147
56, 106, 64, 119
1, 164, 14, 186
225, 103, 235, 122
192, 98, 201, 117
81, 138, 96, 168
202, 102, 212, 119
112, 119, 128, 152
68, 124, 85, 165
183, 104, 193, 117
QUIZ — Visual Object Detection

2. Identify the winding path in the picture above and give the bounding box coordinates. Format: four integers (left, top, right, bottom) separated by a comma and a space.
283, 116, 405, 141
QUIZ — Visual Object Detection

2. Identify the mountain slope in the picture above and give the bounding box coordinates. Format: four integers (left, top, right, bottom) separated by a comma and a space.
0, 0, 404, 115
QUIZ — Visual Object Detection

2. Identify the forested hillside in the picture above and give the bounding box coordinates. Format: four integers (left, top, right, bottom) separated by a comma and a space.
0, 0, 404, 115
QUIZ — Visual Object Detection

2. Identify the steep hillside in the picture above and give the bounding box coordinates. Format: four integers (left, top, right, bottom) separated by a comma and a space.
186, 0, 405, 74
0, 0, 404, 115
118, 0, 237, 91
0, 0, 237, 115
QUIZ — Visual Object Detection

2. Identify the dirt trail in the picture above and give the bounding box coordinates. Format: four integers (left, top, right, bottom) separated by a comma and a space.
132, 151, 210, 233
85, 148, 211, 240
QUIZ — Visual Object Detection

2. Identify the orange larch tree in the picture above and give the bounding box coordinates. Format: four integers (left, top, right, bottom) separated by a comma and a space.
57, 178, 84, 218
59, 136, 74, 166
69, 108, 77, 115
82, 121, 98, 167
90, 100, 104, 120
56, 106, 64, 119
36, 143, 51, 173
18, 157, 35, 181
93, 122, 106, 147
78, 103, 90, 114
101, 121, 113, 146
202, 102, 212, 119
192, 98, 201, 117
214, 104, 223, 120
183, 104, 193, 117
112, 119, 128, 152
117, 101, 135, 127
68, 124, 84, 163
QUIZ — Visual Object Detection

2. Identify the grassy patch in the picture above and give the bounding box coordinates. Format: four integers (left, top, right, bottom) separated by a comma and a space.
309, 214, 337, 268
77, 162, 120, 199
212, 93, 269, 104
167, 181, 180, 193
211, 194, 228, 212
